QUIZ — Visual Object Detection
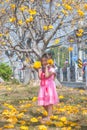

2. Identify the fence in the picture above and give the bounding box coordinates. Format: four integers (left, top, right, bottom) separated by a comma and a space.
13, 66, 87, 86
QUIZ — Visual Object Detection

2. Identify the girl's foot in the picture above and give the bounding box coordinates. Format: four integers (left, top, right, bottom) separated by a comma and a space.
40, 117, 50, 124
42, 117, 50, 121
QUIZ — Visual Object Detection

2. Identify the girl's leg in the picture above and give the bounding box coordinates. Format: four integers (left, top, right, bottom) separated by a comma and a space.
48, 104, 53, 117
41, 104, 53, 121
43, 105, 48, 112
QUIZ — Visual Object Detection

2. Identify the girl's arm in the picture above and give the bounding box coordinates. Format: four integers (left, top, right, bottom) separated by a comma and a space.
38, 69, 42, 79
45, 66, 55, 78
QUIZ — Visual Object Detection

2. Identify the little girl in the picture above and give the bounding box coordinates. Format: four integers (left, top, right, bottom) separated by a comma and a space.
38, 54, 59, 122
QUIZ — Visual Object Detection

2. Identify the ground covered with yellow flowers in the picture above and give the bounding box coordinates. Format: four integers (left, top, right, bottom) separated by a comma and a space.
0, 83, 87, 130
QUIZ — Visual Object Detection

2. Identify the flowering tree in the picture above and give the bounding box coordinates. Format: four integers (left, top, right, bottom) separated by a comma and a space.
0, 0, 87, 64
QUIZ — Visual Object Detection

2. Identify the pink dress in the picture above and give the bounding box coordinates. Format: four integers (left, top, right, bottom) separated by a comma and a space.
38, 67, 59, 106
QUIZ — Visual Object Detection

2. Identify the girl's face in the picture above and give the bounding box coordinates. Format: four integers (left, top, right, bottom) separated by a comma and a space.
41, 57, 48, 67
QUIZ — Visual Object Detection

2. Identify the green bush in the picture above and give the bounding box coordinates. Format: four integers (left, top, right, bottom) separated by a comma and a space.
0, 63, 13, 81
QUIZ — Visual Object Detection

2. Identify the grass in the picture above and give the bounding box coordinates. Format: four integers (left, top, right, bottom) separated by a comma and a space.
0, 82, 87, 130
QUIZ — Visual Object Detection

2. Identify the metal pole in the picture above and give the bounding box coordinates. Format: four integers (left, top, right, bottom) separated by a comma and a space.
85, 66, 87, 87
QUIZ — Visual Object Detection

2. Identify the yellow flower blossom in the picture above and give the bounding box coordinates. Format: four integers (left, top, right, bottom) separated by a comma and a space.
48, 25, 54, 29
1, 42, 6, 45
24, 103, 32, 108
0, 33, 3, 37
84, 4, 87, 10
50, 115, 58, 120
61, 10, 68, 15
9, 17, 16, 22
60, 117, 67, 122
59, 95, 64, 99
47, 59, 54, 65
17, 112, 24, 119
38, 125, 47, 130
43, 25, 48, 31
19, 6, 27, 12
56, 3, 61, 7
4, 124, 14, 129
46, 0, 50, 3
78, 29, 84, 33
26, 16, 34, 23
33, 61, 41, 69
32, 96, 37, 101
20, 125, 29, 130
77, 10, 84, 17
30, 0, 34, 2
18, 20, 23, 25
7, 116, 18, 124
20, 120, 26, 125
29, 9, 37, 15
54, 39, 60, 44
1, 9, 6, 14
55, 121, 64, 127
42, 111, 48, 116
64, 4, 72, 10
62, 127, 72, 130
69, 39, 74, 42
30, 117, 38, 123
10, 4, 16, 9
68, 47, 73, 51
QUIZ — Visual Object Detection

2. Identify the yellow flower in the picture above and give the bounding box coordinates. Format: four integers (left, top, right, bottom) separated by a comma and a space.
59, 95, 64, 99
84, 4, 87, 10
77, 10, 84, 17
17, 112, 24, 119
29, 9, 37, 15
30, 0, 34, 2
78, 29, 84, 33
55, 121, 64, 127
2, 109, 9, 115
20, 120, 26, 125
54, 39, 60, 44
33, 61, 41, 69
56, 3, 61, 7
20, 126, 29, 130
38, 125, 47, 130
25, 58, 30, 63
29, 16, 34, 22
7, 116, 18, 124
0, 33, 3, 37
9, 17, 16, 22
60, 117, 67, 122
68, 47, 73, 51
46, 0, 50, 3
30, 117, 38, 123
61, 10, 68, 15
18, 20, 23, 25
43, 25, 48, 31
26, 16, 34, 23
48, 25, 54, 29
42, 111, 48, 116
47, 59, 54, 65
62, 127, 72, 130
19, 6, 27, 12
4, 124, 14, 129
10, 4, 16, 9
32, 96, 37, 101
1, 9, 6, 14
45, 120, 52, 125
50, 115, 58, 120
24, 103, 32, 108
64, 4, 72, 10
69, 39, 74, 42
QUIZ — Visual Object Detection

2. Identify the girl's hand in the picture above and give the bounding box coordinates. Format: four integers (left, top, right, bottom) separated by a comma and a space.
38, 68, 42, 79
